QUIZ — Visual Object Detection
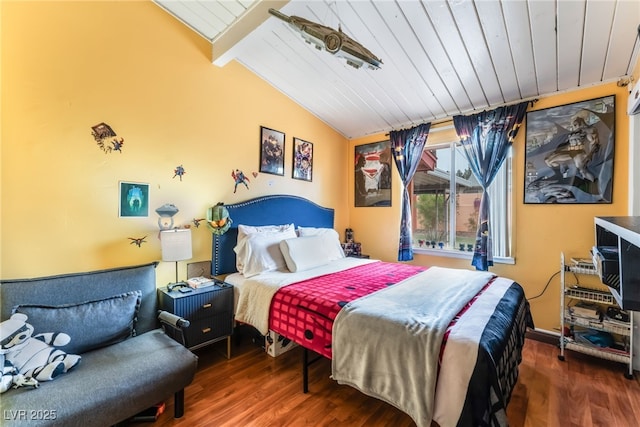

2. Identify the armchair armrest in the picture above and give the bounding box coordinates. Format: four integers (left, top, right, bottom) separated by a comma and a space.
158, 310, 190, 329
158, 310, 190, 347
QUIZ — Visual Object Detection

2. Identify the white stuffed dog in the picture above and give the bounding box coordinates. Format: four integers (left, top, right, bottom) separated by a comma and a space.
0, 313, 81, 392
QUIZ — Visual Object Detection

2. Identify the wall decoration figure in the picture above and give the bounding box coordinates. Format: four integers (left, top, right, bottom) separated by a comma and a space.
128, 236, 147, 247
91, 122, 124, 154
111, 138, 124, 153
232, 169, 250, 193
524, 95, 615, 204
206, 202, 232, 235
354, 141, 392, 207
173, 165, 186, 181
119, 181, 149, 217
259, 126, 285, 176
192, 218, 206, 228
292, 137, 313, 181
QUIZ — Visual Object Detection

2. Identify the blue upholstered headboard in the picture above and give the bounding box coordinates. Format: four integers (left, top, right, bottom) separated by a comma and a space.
212, 195, 335, 275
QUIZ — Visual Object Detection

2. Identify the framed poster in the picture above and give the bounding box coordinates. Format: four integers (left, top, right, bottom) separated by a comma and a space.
524, 95, 615, 204
292, 137, 313, 181
354, 141, 392, 207
119, 181, 149, 217
259, 126, 285, 176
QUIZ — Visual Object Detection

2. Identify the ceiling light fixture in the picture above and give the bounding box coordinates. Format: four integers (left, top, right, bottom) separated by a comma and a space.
268, 8, 382, 70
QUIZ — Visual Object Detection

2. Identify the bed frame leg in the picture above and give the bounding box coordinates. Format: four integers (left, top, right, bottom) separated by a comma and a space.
302, 348, 309, 393
302, 347, 324, 393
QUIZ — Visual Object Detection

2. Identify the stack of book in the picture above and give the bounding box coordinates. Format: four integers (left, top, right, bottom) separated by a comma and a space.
186, 276, 215, 289
130, 402, 165, 423
569, 302, 601, 321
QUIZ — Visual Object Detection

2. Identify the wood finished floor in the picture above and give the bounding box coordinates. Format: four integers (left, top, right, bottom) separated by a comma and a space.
151, 331, 640, 427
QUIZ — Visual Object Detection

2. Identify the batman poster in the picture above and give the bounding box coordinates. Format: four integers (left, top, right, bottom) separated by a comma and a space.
524, 95, 615, 204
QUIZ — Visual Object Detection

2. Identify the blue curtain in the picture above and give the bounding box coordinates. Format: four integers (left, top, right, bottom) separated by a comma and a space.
390, 123, 431, 261
453, 102, 529, 270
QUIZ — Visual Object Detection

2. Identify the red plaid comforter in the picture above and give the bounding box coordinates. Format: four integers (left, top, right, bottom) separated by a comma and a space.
268, 261, 426, 358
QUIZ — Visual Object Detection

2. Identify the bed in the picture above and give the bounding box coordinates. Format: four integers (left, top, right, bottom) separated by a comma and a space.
212, 194, 533, 427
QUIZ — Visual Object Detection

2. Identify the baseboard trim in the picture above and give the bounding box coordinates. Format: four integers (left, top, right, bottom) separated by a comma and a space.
526, 328, 640, 378
526, 328, 559, 345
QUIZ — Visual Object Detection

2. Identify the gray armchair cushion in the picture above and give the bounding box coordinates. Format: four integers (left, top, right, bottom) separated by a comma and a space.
1, 329, 198, 427
13, 291, 141, 354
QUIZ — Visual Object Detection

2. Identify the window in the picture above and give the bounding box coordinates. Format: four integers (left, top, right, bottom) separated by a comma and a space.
411, 141, 513, 262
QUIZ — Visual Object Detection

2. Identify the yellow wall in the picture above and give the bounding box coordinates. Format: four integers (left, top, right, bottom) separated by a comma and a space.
1, 0, 635, 333
350, 83, 631, 332
0, 1, 348, 284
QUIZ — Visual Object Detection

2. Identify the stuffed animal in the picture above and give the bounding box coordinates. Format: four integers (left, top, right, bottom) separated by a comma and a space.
0, 358, 38, 393
0, 313, 81, 393
1, 357, 17, 393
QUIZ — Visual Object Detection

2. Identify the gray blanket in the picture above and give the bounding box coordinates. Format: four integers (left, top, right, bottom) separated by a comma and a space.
331, 267, 494, 427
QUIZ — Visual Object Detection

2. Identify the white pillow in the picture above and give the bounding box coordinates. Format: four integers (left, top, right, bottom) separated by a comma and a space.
296, 227, 345, 261
238, 223, 295, 240
280, 236, 334, 272
235, 224, 295, 273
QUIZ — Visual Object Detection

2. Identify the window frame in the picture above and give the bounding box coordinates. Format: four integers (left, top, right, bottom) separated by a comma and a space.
410, 141, 515, 265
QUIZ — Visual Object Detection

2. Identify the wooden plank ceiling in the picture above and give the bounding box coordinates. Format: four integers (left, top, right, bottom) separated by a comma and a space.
154, 0, 640, 139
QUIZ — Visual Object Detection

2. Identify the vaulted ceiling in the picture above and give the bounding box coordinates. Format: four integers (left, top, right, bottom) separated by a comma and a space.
154, 0, 640, 139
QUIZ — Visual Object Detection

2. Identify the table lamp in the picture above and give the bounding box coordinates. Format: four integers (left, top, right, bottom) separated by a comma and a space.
160, 228, 192, 284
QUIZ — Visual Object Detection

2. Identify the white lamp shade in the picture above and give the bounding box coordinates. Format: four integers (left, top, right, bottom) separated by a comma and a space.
160, 229, 192, 262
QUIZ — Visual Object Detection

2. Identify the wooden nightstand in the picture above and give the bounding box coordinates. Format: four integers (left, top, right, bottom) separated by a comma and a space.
158, 281, 234, 358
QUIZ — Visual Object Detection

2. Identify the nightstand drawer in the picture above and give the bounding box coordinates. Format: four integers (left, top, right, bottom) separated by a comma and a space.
172, 289, 232, 321
158, 284, 233, 321
183, 314, 233, 347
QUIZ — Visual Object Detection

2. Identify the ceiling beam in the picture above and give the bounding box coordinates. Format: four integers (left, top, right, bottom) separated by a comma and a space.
212, 0, 289, 67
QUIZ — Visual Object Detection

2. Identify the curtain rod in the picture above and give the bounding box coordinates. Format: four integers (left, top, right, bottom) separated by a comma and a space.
384, 98, 537, 136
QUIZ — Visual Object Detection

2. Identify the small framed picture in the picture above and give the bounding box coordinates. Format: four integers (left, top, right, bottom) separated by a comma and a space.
259, 126, 285, 176
292, 137, 313, 181
354, 141, 392, 207
119, 181, 149, 217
